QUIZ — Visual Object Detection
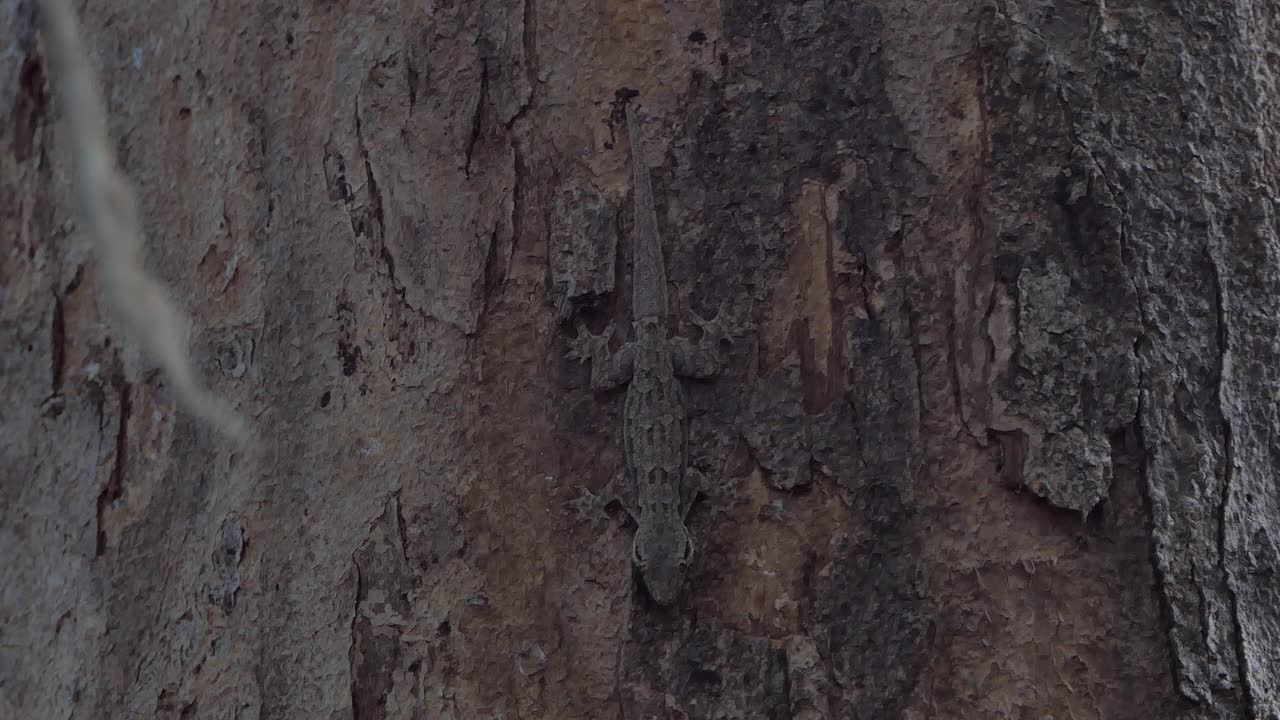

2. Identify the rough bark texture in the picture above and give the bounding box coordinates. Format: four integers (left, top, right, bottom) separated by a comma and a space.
2, 0, 1278, 718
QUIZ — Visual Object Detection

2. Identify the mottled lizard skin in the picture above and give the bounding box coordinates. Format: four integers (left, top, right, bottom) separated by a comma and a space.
567, 103, 730, 606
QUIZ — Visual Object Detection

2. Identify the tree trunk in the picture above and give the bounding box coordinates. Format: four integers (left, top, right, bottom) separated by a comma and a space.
3, 0, 1278, 718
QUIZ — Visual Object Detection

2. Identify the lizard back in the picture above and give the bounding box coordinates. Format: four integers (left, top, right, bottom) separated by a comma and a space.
624, 320, 689, 518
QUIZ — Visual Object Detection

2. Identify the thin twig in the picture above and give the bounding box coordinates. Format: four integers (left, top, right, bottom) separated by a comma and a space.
37, 0, 246, 441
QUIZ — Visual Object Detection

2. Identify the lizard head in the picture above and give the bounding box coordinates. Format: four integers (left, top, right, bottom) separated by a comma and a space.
632, 519, 694, 606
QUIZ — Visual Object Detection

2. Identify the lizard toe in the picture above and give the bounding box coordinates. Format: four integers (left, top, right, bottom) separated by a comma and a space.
566, 487, 609, 528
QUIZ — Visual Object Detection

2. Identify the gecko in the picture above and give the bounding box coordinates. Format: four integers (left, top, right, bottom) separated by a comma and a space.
566, 101, 731, 606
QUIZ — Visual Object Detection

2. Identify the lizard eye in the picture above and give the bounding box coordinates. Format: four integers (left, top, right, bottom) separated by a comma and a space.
632, 541, 647, 568
680, 534, 695, 565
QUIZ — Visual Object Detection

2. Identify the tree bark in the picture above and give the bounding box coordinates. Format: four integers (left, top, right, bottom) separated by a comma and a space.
2, 1, 1278, 718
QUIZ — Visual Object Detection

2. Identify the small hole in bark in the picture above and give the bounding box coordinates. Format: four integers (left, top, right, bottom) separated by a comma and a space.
319, 390, 331, 408
436, 620, 451, 636
1085, 501, 1106, 532
688, 30, 706, 43
690, 668, 722, 688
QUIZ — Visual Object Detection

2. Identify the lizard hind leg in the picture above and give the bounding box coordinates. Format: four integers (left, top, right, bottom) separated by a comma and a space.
673, 301, 738, 380
565, 320, 614, 364
566, 321, 636, 392
690, 300, 738, 346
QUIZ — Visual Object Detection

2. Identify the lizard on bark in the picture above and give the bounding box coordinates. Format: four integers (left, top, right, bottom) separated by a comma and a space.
567, 102, 731, 606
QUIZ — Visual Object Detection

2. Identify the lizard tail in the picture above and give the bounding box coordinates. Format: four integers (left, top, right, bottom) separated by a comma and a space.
625, 103, 669, 321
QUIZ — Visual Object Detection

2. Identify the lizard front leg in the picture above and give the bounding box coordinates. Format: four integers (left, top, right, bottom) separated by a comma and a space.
566, 470, 638, 528
683, 466, 743, 520
566, 321, 636, 392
